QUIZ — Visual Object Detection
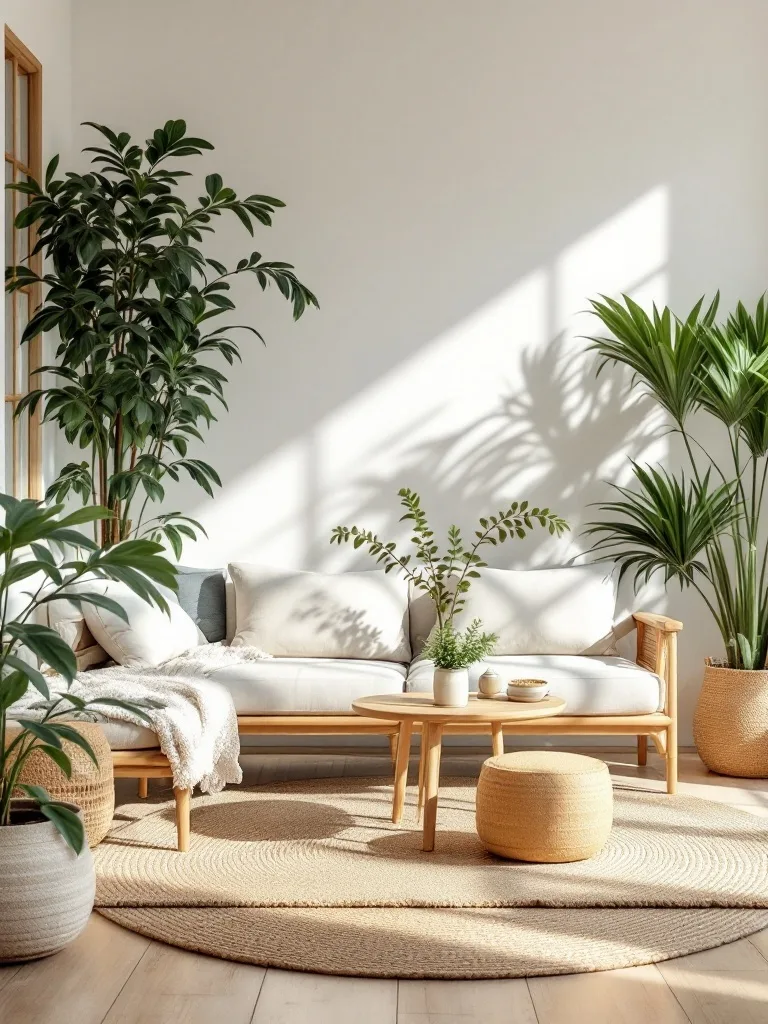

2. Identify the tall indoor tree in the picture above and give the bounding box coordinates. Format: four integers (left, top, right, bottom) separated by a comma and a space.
5, 120, 318, 551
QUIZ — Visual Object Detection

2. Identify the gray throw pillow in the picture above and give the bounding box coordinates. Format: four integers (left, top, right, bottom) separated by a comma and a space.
176, 566, 226, 642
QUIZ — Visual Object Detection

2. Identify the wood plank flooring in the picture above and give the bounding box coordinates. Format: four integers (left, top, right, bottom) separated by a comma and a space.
1, 750, 766, 1023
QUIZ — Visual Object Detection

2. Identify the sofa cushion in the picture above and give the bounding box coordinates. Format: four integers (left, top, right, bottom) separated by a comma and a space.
446, 566, 617, 655
6, 718, 160, 752
100, 721, 160, 750
176, 566, 227, 642
82, 581, 204, 669
405, 655, 663, 715
228, 563, 411, 662
204, 657, 407, 714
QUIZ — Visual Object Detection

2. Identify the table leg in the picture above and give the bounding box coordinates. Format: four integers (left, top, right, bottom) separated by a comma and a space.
491, 722, 504, 757
422, 722, 443, 852
417, 724, 425, 821
391, 719, 413, 824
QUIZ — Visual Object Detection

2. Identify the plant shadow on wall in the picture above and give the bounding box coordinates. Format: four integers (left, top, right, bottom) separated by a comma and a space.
314, 330, 664, 575
5, 119, 317, 552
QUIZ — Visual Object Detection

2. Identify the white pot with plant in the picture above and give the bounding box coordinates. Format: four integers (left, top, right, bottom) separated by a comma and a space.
332, 488, 568, 706
0, 495, 176, 962
423, 621, 500, 707
588, 293, 768, 777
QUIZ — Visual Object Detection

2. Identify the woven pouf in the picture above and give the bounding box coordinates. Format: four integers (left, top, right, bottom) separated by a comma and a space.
12, 722, 114, 848
476, 751, 613, 862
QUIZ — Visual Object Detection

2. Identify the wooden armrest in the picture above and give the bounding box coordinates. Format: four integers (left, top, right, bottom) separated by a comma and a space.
633, 611, 683, 634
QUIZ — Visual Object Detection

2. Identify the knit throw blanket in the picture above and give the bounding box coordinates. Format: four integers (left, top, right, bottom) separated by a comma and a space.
10, 643, 271, 794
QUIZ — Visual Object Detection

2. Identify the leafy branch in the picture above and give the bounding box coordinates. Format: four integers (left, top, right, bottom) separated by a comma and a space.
330, 487, 569, 630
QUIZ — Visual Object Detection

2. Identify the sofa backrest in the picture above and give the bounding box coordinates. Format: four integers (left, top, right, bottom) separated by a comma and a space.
409, 565, 618, 657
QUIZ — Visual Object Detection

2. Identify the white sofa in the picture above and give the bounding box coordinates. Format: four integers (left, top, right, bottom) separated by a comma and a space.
61, 562, 680, 850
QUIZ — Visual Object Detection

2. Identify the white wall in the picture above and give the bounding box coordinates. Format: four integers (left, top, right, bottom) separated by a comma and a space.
2, 0, 74, 485
66, 0, 768, 744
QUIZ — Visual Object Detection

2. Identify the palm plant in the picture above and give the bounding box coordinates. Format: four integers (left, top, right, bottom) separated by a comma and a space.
586, 293, 768, 669
5, 119, 317, 551
0, 495, 176, 852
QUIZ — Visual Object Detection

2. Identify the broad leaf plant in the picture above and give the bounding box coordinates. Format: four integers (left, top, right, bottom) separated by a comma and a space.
0, 495, 176, 852
5, 120, 318, 551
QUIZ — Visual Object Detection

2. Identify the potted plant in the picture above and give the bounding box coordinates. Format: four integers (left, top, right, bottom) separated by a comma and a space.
0, 494, 176, 961
6, 119, 317, 553
331, 488, 568, 706
586, 293, 768, 776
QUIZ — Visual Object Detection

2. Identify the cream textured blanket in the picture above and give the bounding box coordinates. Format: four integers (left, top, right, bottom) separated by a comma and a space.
11, 643, 271, 794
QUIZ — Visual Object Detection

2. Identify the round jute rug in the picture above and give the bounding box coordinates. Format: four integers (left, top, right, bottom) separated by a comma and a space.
95, 777, 768, 978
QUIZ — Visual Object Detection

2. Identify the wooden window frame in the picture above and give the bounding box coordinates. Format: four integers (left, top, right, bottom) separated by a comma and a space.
5, 25, 42, 499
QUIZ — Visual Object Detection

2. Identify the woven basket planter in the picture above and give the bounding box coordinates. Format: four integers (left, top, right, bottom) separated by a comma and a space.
694, 664, 768, 778
475, 750, 613, 862
0, 800, 95, 962
12, 722, 115, 847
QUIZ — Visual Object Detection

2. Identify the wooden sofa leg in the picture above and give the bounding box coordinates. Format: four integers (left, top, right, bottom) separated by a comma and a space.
137, 777, 148, 799
637, 736, 647, 767
174, 787, 191, 852
666, 726, 678, 795
388, 732, 398, 764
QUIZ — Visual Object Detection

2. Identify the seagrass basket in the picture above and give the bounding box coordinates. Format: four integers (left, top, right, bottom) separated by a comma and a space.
694, 664, 768, 778
11, 722, 114, 847
476, 750, 613, 862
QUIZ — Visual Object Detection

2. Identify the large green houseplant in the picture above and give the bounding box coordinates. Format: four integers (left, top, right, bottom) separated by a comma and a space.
0, 494, 176, 961
586, 293, 768, 776
5, 119, 317, 552
331, 488, 568, 706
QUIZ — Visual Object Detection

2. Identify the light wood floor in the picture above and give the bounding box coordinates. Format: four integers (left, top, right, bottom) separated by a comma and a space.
1, 749, 767, 1023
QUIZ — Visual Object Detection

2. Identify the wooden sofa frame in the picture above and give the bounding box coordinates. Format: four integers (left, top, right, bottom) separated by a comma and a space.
112, 610, 681, 851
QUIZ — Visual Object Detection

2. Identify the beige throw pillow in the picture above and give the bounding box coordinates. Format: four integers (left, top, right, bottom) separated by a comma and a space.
228, 563, 411, 662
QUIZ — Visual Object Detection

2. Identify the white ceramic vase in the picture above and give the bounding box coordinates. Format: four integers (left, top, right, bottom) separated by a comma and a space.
0, 800, 95, 963
433, 667, 470, 707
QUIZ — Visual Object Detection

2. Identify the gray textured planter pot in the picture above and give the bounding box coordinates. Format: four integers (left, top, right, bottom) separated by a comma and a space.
0, 800, 95, 963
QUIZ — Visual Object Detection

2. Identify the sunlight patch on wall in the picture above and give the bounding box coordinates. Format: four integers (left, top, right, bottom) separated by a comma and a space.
187, 189, 670, 571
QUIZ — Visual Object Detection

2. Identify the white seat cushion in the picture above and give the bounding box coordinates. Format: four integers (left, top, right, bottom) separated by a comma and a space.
405, 655, 663, 715
205, 658, 407, 714
101, 721, 160, 750
6, 718, 160, 752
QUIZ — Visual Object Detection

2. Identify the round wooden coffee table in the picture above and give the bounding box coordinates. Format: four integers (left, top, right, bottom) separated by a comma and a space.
351, 692, 566, 851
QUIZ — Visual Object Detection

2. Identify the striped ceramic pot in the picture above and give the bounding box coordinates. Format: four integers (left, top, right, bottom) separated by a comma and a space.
0, 800, 95, 962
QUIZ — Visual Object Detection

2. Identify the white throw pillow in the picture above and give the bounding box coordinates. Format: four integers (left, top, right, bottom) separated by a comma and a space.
81, 581, 203, 668
228, 563, 411, 662
45, 579, 111, 650
450, 565, 617, 655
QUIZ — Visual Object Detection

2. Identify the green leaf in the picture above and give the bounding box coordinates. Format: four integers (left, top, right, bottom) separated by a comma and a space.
6, 623, 78, 681
205, 173, 223, 198
15, 719, 64, 748
47, 723, 99, 767
39, 800, 86, 855
38, 744, 73, 778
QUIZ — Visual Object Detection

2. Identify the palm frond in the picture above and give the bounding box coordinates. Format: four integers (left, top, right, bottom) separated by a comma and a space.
586, 293, 719, 425
585, 462, 737, 592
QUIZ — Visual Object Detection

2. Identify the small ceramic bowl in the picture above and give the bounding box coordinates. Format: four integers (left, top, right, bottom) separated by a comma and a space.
507, 678, 550, 702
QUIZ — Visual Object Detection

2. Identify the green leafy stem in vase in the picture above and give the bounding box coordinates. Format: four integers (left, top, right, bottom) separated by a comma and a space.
330, 488, 569, 668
